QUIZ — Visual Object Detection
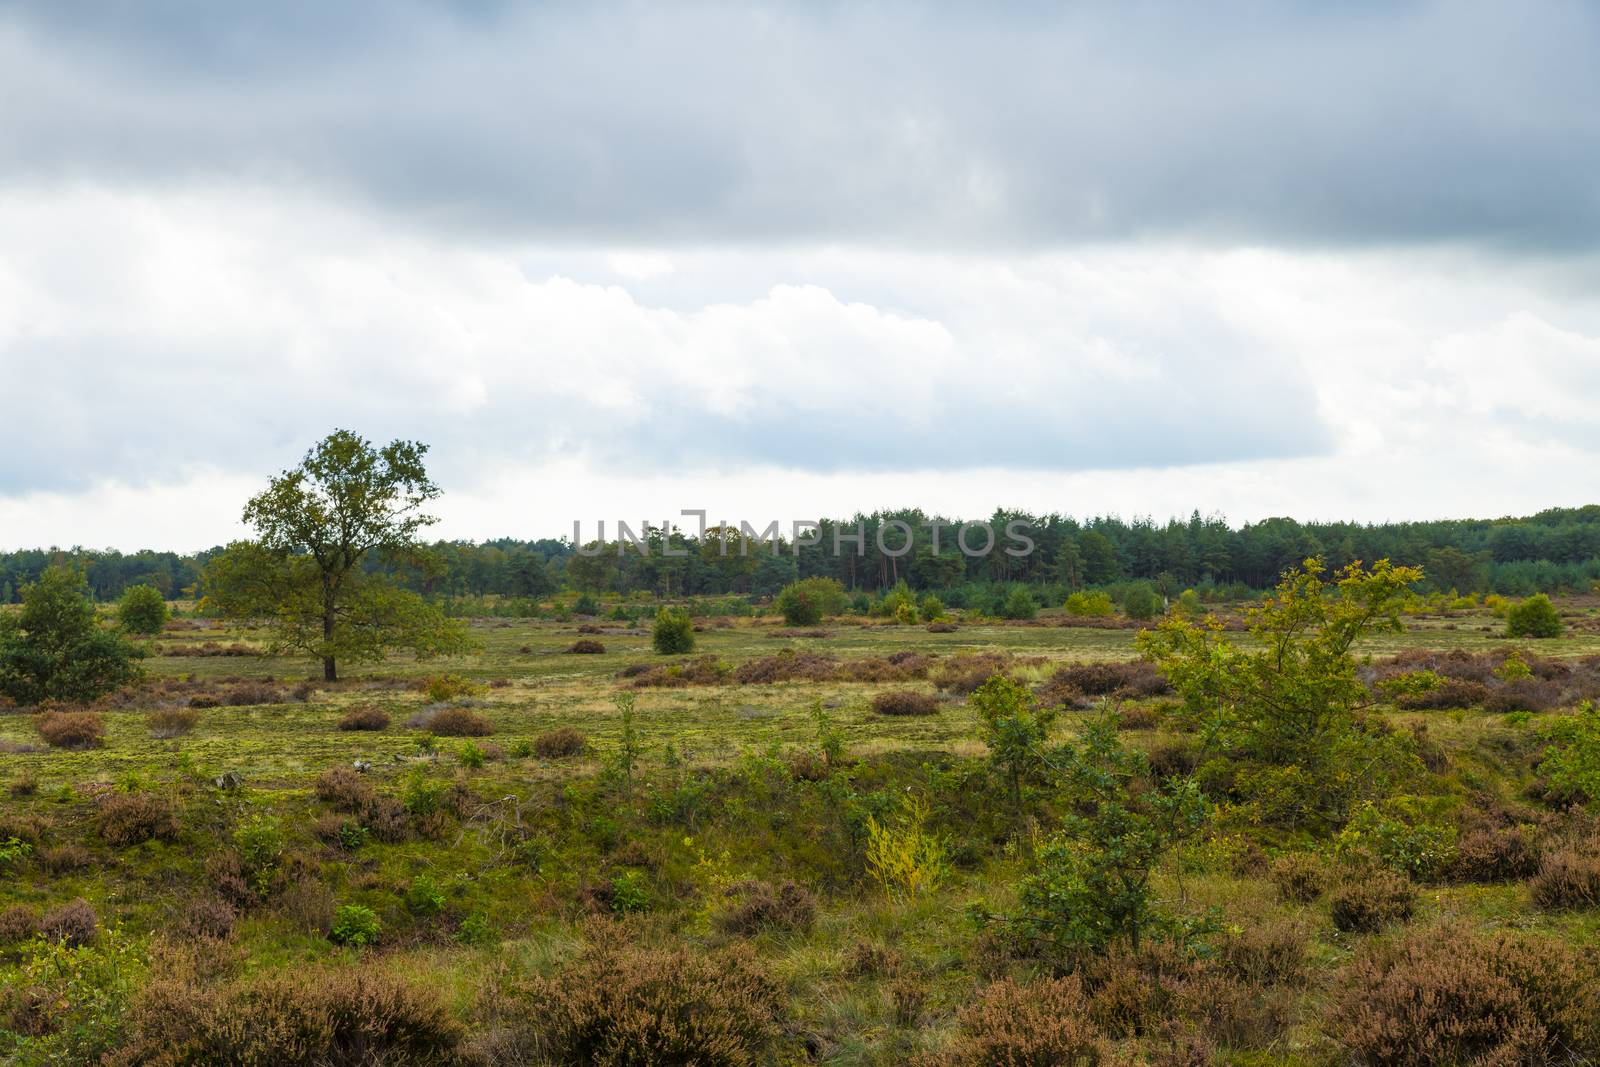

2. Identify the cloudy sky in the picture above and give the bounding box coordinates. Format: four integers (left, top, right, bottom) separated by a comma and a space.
2, 1, 1599, 551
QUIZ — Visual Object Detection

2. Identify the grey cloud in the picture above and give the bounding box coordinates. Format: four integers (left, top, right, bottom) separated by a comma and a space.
2, 1, 1598, 250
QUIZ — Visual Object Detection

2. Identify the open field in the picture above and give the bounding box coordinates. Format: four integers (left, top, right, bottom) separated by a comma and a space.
4, 601, 1600, 1064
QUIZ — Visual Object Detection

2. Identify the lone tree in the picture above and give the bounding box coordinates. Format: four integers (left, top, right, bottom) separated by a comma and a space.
204, 430, 470, 681
0, 565, 144, 704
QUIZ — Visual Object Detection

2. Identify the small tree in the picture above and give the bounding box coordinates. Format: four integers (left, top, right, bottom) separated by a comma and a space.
1137, 558, 1422, 827
1122, 583, 1162, 621
1506, 594, 1563, 639
1005, 709, 1207, 956
651, 607, 695, 654
116, 585, 168, 636
1000, 587, 1037, 620
204, 430, 470, 681
0, 566, 143, 704
773, 576, 847, 626
971, 674, 1057, 838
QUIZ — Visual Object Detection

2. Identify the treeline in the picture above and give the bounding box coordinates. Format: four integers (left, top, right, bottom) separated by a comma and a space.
7, 506, 1600, 604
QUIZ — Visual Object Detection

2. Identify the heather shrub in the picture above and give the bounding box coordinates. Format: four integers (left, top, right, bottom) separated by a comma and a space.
1215, 914, 1309, 986
717, 880, 817, 936
424, 706, 494, 736
1529, 846, 1600, 910
566, 639, 606, 654
871, 690, 940, 716
97, 791, 179, 847
177, 896, 237, 941
146, 707, 199, 739
1450, 826, 1540, 882
36, 710, 106, 750
0, 905, 39, 944
1329, 867, 1416, 932
1049, 660, 1170, 697
652, 607, 696, 655
315, 766, 375, 813
111, 966, 462, 1066
532, 726, 586, 758
927, 620, 958, 633
39, 898, 98, 947
919, 976, 1109, 1066
508, 938, 784, 1066
337, 705, 390, 731
1329, 924, 1600, 1066
39, 844, 91, 873
1483, 677, 1561, 713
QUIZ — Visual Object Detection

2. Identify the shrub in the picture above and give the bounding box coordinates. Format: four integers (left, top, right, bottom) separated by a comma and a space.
1483, 677, 1561, 713
652, 607, 696, 655
1329, 924, 1600, 1067
147, 707, 199, 739
405, 874, 446, 917
98, 791, 180, 847
36, 710, 106, 750
532, 726, 586, 758
1506, 594, 1563, 639
39, 897, 98, 947
864, 796, 949, 899
919, 594, 945, 621
330, 904, 382, 946
421, 674, 479, 703
1048, 660, 1170, 697
1329, 867, 1416, 933
1000, 587, 1037, 620
510, 938, 784, 1066
871, 690, 940, 716
315, 766, 375, 813
1451, 826, 1540, 882
774, 577, 848, 626
1269, 852, 1327, 903
424, 707, 494, 736
1396, 680, 1487, 709
0, 565, 144, 705
113, 967, 462, 1066
1529, 846, 1600, 910
337, 705, 390, 731
233, 815, 285, 896
718, 880, 817, 936
0, 904, 39, 944
927, 620, 959, 633
458, 741, 486, 769
1123, 584, 1162, 621
1065, 591, 1116, 617
1215, 914, 1309, 986
177, 896, 237, 941
566, 639, 606, 654
116, 584, 168, 635
39, 844, 91, 873
921, 976, 1109, 1066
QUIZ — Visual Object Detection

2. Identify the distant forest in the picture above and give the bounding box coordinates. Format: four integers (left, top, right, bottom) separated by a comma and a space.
7, 506, 1600, 606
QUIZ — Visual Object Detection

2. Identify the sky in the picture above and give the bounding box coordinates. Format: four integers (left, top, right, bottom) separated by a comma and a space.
2, 1, 1599, 551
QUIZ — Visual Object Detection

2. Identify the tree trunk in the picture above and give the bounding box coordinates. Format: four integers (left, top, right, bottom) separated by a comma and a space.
322, 585, 338, 682
323, 656, 338, 682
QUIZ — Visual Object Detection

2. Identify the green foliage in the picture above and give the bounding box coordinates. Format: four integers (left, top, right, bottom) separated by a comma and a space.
1335, 798, 1458, 880
1496, 650, 1532, 681
1138, 558, 1424, 826
0, 836, 31, 874
773, 576, 847, 626
0, 926, 144, 1064
115, 584, 168, 635
457, 911, 494, 946
1001, 710, 1208, 956
971, 674, 1058, 833
1541, 701, 1600, 807
1377, 669, 1443, 702
1122, 583, 1162, 620
422, 673, 480, 702
863, 795, 949, 899
1000, 586, 1037, 620
1064, 591, 1115, 617
1506, 594, 1563, 638
573, 592, 600, 615
610, 869, 650, 913
330, 904, 382, 946
233, 814, 285, 897
0, 565, 144, 705
458, 741, 486, 769
405, 874, 446, 917
402, 769, 448, 816
651, 607, 695, 654
811, 699, 846, 769
873, 580, 918, 621
203, 429, 472, 681
918, 594, 945, 621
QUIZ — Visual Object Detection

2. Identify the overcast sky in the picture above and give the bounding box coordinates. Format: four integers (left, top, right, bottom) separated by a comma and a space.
3, 1, 1599, 551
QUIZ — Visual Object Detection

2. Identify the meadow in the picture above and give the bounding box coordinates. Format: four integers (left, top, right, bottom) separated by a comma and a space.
3, 594, 1600, 1065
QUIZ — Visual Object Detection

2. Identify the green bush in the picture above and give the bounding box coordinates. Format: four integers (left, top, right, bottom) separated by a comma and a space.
115, 584, 168, 635
652, 607, 695, 654
405, 874, 446, 917
1122, 584, 1162, 620
773, 577, 847, 626
0, 565, 143, 705
1000, 587, 1037, 620
1506, 594, 1563, 638
1064, 591, 1115, 617
330, 904, 382, 946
